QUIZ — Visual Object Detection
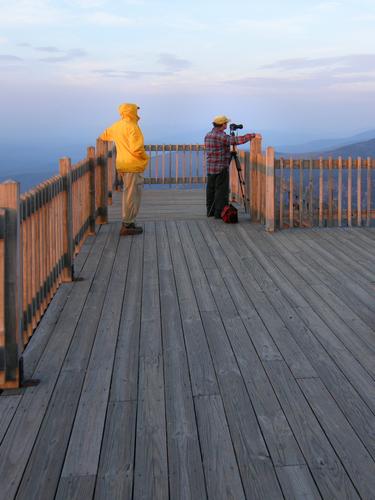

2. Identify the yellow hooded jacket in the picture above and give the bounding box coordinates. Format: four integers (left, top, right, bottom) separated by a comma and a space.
100, 103, 149, 173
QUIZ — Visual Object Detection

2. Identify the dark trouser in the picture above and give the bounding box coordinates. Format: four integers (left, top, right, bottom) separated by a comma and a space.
206, 168, 229, 217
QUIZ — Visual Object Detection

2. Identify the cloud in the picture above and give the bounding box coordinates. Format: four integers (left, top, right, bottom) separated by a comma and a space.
93, 68, 171, 79
86, 12, 136, 26
313, 1, 343, 12
158, 53, 191, 72
262, 54, 375, 73
39, 48, 88, 63
224, 68, 375, 93
36, 46, 62, 53
0, 54, 22, 62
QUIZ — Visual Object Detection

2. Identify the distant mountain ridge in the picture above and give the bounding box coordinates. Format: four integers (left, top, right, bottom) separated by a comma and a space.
276, 137, 375, 159
274, 129, 375, 154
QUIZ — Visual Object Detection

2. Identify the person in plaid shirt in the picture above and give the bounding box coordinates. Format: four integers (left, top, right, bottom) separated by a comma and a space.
205, 115, 257, 218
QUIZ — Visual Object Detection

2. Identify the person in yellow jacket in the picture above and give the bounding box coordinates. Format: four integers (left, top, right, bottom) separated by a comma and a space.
100, 103, 149, 236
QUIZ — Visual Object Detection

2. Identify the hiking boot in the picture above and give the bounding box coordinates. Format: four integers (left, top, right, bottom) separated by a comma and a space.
120, 223, 143, 236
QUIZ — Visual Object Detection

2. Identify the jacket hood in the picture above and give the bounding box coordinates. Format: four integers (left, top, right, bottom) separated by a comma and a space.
118, 103, 140, 121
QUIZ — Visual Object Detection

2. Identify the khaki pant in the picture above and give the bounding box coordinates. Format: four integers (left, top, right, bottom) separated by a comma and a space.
120, 172, 144, 224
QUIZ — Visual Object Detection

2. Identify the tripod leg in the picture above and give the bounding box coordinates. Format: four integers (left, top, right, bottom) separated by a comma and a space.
233, 156, 248, 213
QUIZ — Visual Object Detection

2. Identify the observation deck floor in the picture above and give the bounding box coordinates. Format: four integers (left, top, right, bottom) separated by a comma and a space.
1, 189, 375, 499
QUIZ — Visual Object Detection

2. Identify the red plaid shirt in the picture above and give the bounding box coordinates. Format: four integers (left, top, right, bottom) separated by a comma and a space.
204, 128, 253, 174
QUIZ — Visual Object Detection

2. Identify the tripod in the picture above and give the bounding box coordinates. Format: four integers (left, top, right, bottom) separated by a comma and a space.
230, 141, 248, 213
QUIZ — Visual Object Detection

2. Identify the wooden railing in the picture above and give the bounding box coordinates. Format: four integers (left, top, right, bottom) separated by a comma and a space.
144, 145, 206, 184
255, 153, 375, 231
1, 137, 374, 388
0, 140, 112, 388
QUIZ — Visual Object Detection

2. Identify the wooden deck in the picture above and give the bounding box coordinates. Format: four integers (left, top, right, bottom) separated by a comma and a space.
0, 189, 375, 499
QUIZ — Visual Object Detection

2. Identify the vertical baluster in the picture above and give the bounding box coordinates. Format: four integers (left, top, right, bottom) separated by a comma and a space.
169, 145, 172, 185
279, 158, 284, 229
87, 146, 96, 235
189, 144, 193, 184
26, 194, 33, 338
308, 159, 313, 227
176, 145, 179, 185
338, 156, 342, 227
183, 146, 186, 184
59, 157, 74, 282
0, 181, 22, 387
299, 159, 303, 227
366, 157, 372, 227
21, 198, 27, 343
319, 157, 324, 227
289, 158, 294, 228
162, 144, 165, 184
203, 145, 206, 181
348, 156, 352, 227
357, 157, 362, 226
328, 156, 333, 226
155, 145, 159, 182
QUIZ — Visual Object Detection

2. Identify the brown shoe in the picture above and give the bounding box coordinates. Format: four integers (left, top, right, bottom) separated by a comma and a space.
119, 223, 143, 236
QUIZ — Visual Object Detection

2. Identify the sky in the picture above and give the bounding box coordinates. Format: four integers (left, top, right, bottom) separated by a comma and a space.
1, 0, 375, 165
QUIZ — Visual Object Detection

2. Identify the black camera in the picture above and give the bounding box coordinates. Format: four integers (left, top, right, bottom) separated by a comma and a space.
230, 123, 243, 131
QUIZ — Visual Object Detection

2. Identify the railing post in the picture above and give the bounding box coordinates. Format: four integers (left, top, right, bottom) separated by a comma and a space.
107, 144, 113, 206
250, 136, 262, 221
59, 157, 74, 282
87, 146, 96, 235
96, 138, 108, 224
265, 147, 276, 232
0, 181, 22, 388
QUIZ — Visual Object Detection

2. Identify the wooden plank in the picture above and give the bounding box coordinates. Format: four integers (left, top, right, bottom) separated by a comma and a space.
265, 233, 375, 366
264, 360, 359, 499
133, 221, 168, 500
95, 402, 137, 500
0, 395, 21, 444
156, 221, 207, 500
202, 222, 317, 380
268, 254, 375, 405
236, 225, 375, 460
194, 395, 246, 500
110, 234, 143, 402
167, 221, 219, 397
21, 282, 73, 380
277, 229, 375, 333
276, 465, 322, 500
58, 226, 129, 482
59, 225, 120, 373
15, 369, 85, 500
0, 224, 112, 500
222, 316, 306, 468
299, 377, 375, 499
179, 223, 283, 499
55, 475, 96, 500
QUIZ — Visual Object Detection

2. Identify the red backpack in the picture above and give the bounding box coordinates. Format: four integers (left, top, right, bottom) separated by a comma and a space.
221, 204, 238, 223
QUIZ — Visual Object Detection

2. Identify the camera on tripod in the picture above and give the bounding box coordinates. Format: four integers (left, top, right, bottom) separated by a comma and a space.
230, 123, 243, 132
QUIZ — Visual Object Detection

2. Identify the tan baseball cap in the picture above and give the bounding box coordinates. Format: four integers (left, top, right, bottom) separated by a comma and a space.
212, 115, 230, 125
